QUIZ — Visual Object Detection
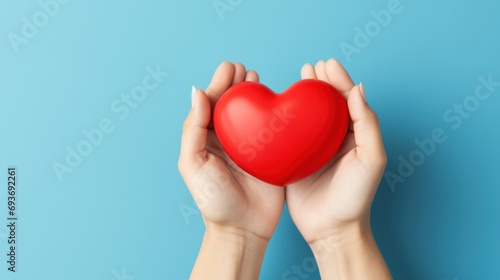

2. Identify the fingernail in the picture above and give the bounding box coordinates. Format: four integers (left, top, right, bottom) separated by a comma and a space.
359, 83, 366, 100
191, 86, 197, 108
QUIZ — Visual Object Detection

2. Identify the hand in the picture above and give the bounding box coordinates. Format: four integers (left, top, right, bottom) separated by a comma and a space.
286, 59, 391, 279
178, 61, 285, 280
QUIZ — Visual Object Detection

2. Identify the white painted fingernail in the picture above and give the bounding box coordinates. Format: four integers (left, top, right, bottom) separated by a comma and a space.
359, 82, 366, 100
191, 86, 196, 108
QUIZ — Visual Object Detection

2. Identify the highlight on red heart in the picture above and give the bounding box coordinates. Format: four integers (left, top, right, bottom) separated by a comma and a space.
214, 79, 349, 186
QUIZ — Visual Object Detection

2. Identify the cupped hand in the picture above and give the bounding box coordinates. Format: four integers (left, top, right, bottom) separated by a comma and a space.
286, 59, 387, 244
178, 61, 285, 241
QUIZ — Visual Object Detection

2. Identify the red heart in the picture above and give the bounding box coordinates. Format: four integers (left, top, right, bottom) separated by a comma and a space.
214, 80, 349, 186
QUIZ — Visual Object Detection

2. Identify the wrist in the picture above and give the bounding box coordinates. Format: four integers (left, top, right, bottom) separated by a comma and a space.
190, 224, 269, 280
205, 223, 270, 251
308, 220, 372, 261
308, 220, 392, 280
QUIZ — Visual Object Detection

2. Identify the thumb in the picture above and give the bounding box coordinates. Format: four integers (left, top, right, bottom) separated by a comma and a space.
347, 84, 387, 169
179, 86, 211, 174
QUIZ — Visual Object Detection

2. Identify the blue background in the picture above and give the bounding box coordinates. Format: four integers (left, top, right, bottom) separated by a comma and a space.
0, 0, 499, 279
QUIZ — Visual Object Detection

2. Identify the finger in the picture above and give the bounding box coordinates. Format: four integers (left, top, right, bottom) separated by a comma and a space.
245, 70, 260, 82
232, 62, 247, 85
325, 58, 355, 97
348, 121, 354, 132
334, 132, 356, 159
206, 131, 235, 165
348, 84, 386, 168
301, 63, 317, 79
205, 61, 235, 106
179, 87, 212, 173
314, 60, 330, 83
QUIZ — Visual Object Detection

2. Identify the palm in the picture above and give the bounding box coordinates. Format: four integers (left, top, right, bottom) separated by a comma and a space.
286, 132, 374, 241
198, 130, 284, 239
179, 62, 284, 240
285, 59, 386, 243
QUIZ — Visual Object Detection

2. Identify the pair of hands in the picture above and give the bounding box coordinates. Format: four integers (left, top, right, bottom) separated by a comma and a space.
179, 59, 390, 279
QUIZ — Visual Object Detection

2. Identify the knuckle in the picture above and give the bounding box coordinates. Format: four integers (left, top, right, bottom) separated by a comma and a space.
178, 157, 194, 177
373, 150, 388, 170
367, 110, 380, 124
177, 158, 186, 174
379, 152, 388, 167
361, 110, 381, 130
182, 119, 192, 133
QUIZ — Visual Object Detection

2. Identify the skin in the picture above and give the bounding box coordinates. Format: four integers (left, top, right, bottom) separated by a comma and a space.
286, 59, 392, 279
178, 59, 392, 280
179, 62, 284, 280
